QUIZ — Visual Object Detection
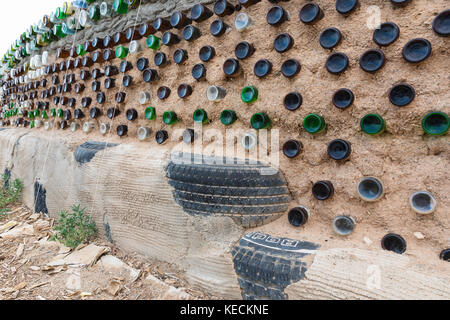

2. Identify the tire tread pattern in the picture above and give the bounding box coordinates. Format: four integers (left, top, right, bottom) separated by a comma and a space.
231, 232, 319, 300
166, 154, 291, 228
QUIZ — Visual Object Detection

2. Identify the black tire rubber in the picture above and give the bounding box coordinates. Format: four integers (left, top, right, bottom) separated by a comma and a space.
34, 181, 49, 215
166, 153, 291, 228
174, 190, 291, 206
175, 199, 288, 215
166, 161, 286, 187
74, 141, 118, 164
232, 232, 319, 300
168, 180, 290, 197
3, 168, 11, 188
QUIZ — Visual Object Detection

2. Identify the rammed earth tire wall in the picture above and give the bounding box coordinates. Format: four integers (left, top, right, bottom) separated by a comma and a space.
0, 129, 449, 300
0, 128, 244, 299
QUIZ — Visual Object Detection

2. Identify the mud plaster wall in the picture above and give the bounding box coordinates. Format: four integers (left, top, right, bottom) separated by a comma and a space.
2, 0, 450, 292
23, 0, 448, 262
0, 128, 244, 299
2, 129, 449, 300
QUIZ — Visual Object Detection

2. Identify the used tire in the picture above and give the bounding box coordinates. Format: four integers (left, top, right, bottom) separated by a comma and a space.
232, 232, 319, 300
74, 141, 118, 164
166, 153, 292, 228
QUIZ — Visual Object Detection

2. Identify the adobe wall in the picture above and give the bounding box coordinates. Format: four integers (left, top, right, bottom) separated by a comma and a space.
1, 128, 449, 299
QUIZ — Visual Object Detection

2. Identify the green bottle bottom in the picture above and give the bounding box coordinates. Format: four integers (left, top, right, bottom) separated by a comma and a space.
115, 46, 129, 59
220, 110, 237, 126
303, 114, 326, 134
422, 111, 449, 136
145, 107, 156, 120
113, 0, 129, 14
241, 86, 258, 104
360, 113, 385, 135
193, 109, 208, 124
76, 46, 86, 56
146, 36, 161, 50
163, 111, 178, 125
251, 112, 270, 130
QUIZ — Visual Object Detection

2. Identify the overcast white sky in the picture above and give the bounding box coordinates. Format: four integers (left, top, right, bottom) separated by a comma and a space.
0, 0, 62, 55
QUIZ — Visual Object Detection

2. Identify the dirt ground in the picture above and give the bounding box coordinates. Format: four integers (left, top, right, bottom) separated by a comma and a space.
0, 203, 216, 300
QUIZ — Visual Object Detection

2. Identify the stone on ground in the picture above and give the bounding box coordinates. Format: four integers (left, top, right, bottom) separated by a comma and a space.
48, 244, 110, 267
97, 255, 141, 280
0, 223, 34, 239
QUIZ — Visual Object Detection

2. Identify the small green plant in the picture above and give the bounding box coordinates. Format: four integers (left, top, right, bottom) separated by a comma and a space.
0, 174, 23, 220
0, 208, 10, 220
50, 205, 98, 249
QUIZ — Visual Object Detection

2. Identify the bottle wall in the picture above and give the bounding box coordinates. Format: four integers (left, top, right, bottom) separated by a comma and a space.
1, 0, 449, 270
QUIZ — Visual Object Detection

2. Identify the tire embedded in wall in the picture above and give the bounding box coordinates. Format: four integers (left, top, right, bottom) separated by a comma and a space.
3, 168, 11, 188
231, 232, 319, 300
166, 153, 291, 228
74, 141, 118, 164
34, 181, 49, 215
